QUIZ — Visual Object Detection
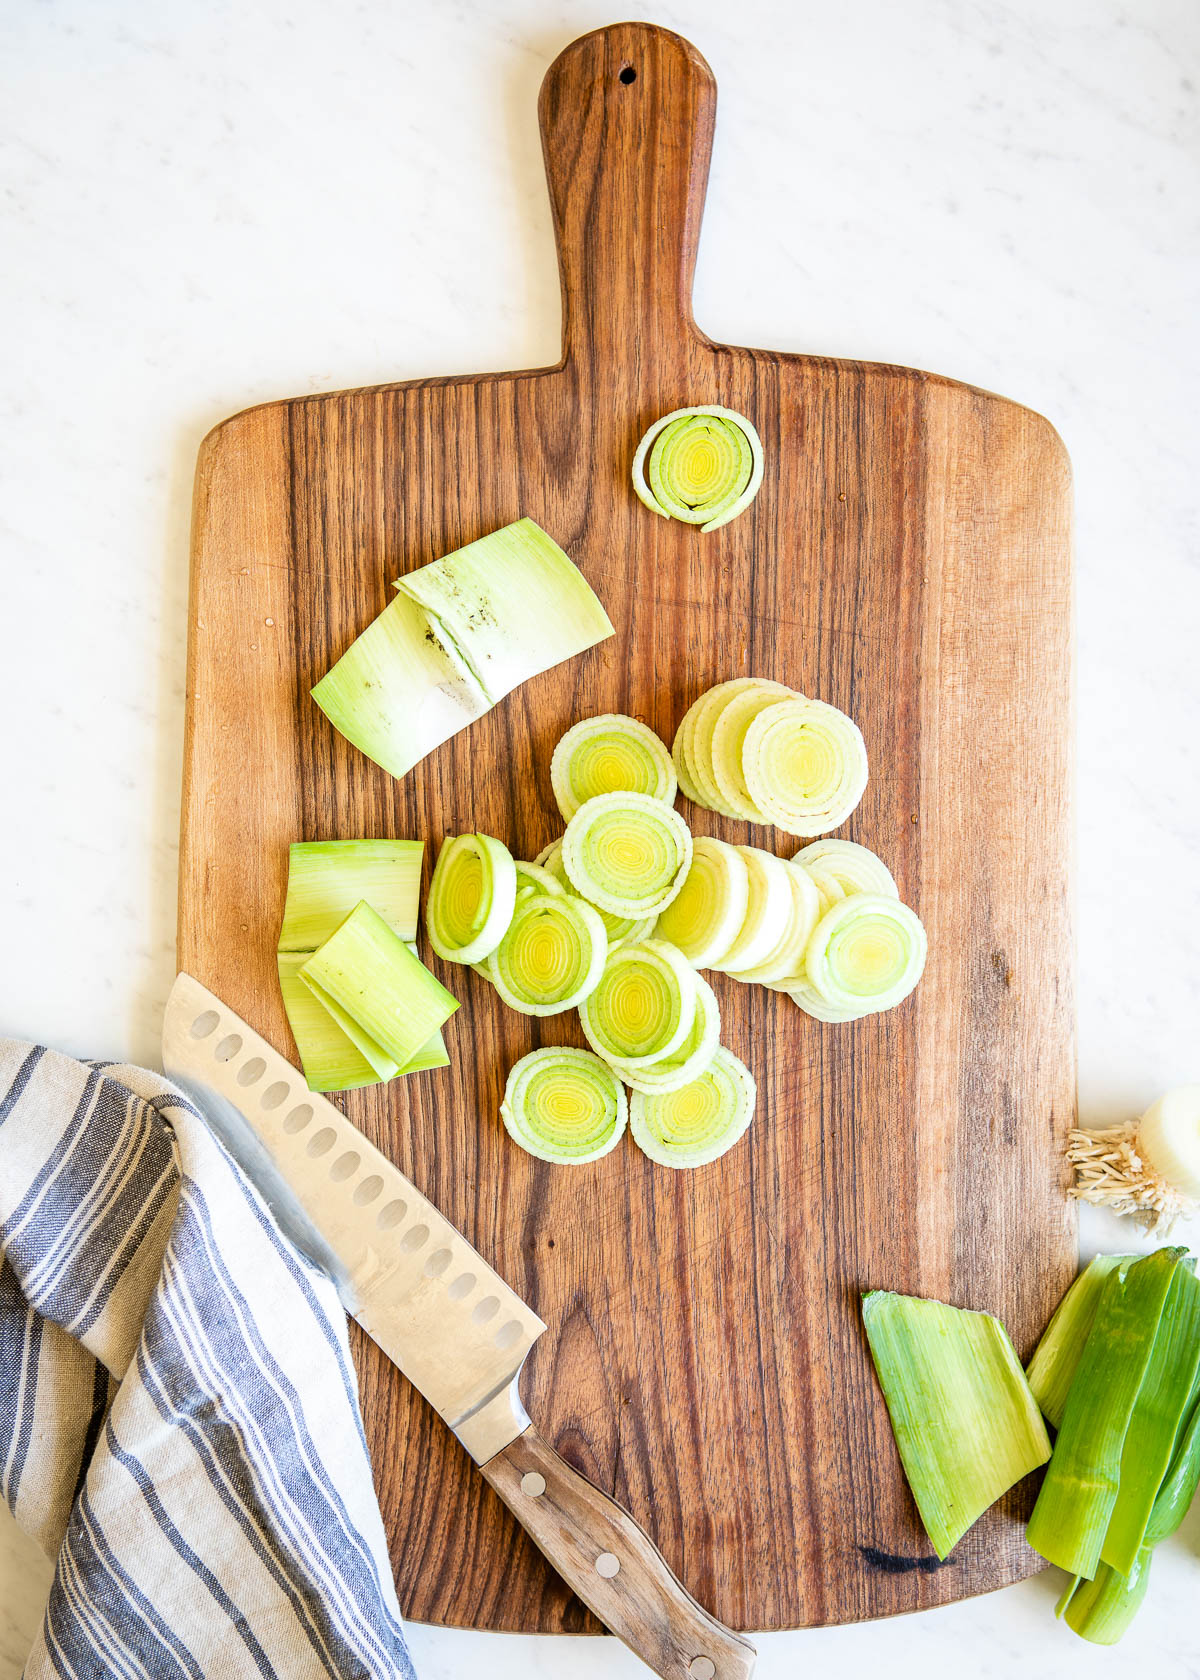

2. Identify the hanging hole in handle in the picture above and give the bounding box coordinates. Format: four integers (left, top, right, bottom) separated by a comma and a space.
618, 64, 636, 84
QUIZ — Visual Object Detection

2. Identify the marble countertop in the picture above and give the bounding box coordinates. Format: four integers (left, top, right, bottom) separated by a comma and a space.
2, 0, 1197, 1673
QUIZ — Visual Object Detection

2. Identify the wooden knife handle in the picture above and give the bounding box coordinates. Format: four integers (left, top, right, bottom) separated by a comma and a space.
479, 1425, 756, 1680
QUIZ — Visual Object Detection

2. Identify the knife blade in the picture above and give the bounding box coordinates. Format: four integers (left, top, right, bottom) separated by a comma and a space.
163, 973, 755, 1680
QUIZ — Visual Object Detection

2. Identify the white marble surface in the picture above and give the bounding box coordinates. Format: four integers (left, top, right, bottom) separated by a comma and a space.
2, 0, 1198, 1672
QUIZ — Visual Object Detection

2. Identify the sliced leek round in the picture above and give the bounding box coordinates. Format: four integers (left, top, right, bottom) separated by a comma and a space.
579, 938, 697, 1067
501, 1048, 627, 1164
805, 894, 927, 1012
629, 1047, 756, 1168
632, 406, 765, 533
551, 714, 676, 821
686, 680, 764, 817
425, 833, 518, 964
717, 846, 794, 975
485, 890, 607, 1016
538, 837, 656, 947
733, 861, 822, 986
653, 836, 751, 969
562, 793, 692, 917
609, 975, 721, 1095
741, 697, 868, 836
709, 679, 794, 821
670, 693, 708, 808
792, 839, 899, 902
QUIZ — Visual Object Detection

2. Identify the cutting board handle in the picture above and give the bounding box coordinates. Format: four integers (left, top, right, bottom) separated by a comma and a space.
539, 22, 716, 366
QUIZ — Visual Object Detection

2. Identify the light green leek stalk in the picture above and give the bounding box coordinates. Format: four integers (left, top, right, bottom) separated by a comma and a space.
278, 839, 425, 949
1026, 1254, 1133, 1429
278, 951, 448, 1090
1058, 1381, 1200, 1644
300, 901, 459, 1071
1100, 1260, 1200, 1574
1026, 1247, 1186, 1578
862, 1292, 1052, 1560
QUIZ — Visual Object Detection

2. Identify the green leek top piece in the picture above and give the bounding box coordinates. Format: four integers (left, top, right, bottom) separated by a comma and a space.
1026, 1246, 1187, 1579
299, 900, 459, 1071
278, 839, 425, 951
862, 1290, 1051, 1561
1026, 1254, 1133, 1430
395, 518, 614, 707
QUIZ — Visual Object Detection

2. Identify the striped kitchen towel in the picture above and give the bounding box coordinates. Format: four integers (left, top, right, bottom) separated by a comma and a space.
0, 1039, 416, 1679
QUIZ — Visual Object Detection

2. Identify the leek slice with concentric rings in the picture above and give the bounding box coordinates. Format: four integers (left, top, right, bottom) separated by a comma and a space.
537, 838, 655, 948
501, 1048, 627, 1164
550, 714, 676, 821
629, 1047, 757, 1168
579, 938, 697, 1068
610, 974, 721, 1095
485, 890, 606, 1016
425, 833, 518, 964
792, 839, 899, 902
632, 407, 765, 533
709, 679, 794, 821
654, 836, 750, 969
717, 846, 794, 975
805, 894, 927, 1012
733, 861, 822, 986
685, 680, 763, 817
742, 697, 869, 836
562, 793, 692, 917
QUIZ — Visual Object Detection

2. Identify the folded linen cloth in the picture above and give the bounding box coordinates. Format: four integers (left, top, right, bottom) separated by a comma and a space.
0, 1039, 416, 1679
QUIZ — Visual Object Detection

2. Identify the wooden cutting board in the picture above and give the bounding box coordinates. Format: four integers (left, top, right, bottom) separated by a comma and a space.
179, 21, 1076, 1632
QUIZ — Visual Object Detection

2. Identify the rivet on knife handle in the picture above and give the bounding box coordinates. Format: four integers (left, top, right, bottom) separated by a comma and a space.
479, 1425, 756, 1680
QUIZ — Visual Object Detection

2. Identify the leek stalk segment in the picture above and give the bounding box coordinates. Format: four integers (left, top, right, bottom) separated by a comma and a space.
562, 792, 692, 917
312, 519, 613, 782
1026, 1255, 1133, 1429
485, 890, 607, 1016
1068, 1085, 1200, 1229
629, 1046, 756, 1167
632, 406, 765, 533
299, 901, 459, 1073
862, 1291, 1052, 1560
501, 1048, 627, 1164
550, 714, 676, 821
278, 839, 425, 950
426, 833, 517, 965
1026, 1246, 1186, 1578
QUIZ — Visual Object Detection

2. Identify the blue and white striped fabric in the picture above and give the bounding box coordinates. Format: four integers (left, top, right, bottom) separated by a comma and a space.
0, 1039, 416, 1679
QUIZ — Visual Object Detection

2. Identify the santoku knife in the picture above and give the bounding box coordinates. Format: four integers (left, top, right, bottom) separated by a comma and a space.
163, 972, 755, 1680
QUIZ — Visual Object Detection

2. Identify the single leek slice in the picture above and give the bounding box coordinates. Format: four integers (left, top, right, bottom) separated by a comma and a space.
654, 836, 750, 969
805, 894, 927, 1012
579, 938, 697, 1068
609, 975, 721, 1095
426, 833, 517, 965
311, 588, 491, 781
485, 890, 607, 1016
395, 517, 613, 706
562, 793, 692, 917
550, 714, 676, 821
299, 901, 459, 1071
791, 839, 899, 904
501, 1048, 627, 1165
632, 406, 765, 533
1026, 1247, 1186, 1578
742, 697, 869, 836
1026, 1255, 1133, 1429
862, 1291, 1052, 1561
708, 679, 794, 821
717, 846, 794, 975
278, 839, 425, 950
538, 839, 655, 948
629, 1046, 756, 1167
733, 861, 822, 986
1101, 1262, 1200, 1574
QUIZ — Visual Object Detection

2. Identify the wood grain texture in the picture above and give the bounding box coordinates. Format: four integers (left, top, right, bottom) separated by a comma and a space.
179, 21, 1076, 1631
